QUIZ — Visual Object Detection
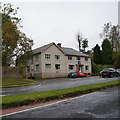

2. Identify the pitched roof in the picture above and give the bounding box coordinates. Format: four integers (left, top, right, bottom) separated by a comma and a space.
32, 42, 90, 57
61, 47, 90, 57
33, 43, 53, 54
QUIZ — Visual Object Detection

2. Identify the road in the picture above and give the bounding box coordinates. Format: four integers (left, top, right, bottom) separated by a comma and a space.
1, 76, 119, 96
2, 86, 120, 119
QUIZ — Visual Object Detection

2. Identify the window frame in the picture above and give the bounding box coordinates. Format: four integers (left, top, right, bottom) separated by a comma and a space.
45, 64, 51, 70
68, 56, 72, 60
55, 55, 60, 60
85, 65, 89, 71
36, 64, 39, 71
45, 54, 51, 59
69, 65, 74, 70
55, 64, 60, 70
76, 56, 80, 60
85, 57, 88, 61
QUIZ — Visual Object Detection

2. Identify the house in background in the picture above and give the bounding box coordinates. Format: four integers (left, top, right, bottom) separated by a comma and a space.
26, 42, 91, 78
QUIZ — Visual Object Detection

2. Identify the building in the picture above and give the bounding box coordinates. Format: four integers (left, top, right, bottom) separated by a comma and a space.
26, 42, 91, 78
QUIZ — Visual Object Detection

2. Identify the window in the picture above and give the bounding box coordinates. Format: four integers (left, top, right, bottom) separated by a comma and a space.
85, 66, 89, 70
35, 55, 39, 61
36, 64, 39, 71
55, 55, 60, 60
31, 57, 33, 64
68, 56, 72, 60
55, 64, 60, 70
69, 65, 74, 70
45, 54, 50, 59
76, 57, 80, 60
27, 66, 30, 72
45, 64, 51, 70
85, 57, 88, 61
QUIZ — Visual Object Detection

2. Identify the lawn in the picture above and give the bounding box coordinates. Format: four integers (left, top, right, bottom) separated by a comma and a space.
1, 78, 36, 87
2, 79, 120, 109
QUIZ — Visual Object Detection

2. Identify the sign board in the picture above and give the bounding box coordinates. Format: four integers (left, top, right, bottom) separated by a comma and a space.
78, 61, 81, 65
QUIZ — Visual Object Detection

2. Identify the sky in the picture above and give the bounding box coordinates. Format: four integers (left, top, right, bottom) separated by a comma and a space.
2, 0, 119, 51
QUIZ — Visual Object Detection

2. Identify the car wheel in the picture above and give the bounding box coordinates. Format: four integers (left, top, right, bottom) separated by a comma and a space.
102, 75, 105, 78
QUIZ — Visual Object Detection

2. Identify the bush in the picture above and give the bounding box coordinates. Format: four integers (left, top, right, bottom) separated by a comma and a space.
92, 63, 114, 73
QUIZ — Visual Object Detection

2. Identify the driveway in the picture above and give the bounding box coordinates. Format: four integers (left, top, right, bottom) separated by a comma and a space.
1, 76, 120, 96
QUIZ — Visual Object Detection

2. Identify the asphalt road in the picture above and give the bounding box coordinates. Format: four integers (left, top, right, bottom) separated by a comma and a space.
2, 86, 120, 119
1, 76, 120, 96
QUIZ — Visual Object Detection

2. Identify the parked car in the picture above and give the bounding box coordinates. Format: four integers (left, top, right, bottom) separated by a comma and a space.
77, 72, 86, 77
116, 68, 120, 75
68, 72, 77, 78
99, 68, 119, 78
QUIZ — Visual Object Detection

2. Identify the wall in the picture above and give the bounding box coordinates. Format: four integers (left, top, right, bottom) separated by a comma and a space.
41, 44, 67, 78
2, 67, 23, 78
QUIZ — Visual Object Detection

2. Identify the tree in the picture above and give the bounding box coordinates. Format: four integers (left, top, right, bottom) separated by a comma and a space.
100, 22, 120, 51
101, 39, 113, 65
1, 3, 33, 66
93, 44, 102, 64
100, 22, 112, 40
76, 32, 83, 52
82, 38, 88, 52
109, 25, 120, 51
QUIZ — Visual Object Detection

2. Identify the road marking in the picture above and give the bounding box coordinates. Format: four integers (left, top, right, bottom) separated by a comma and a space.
1, 91, 97, 117
21, 84, 41, 91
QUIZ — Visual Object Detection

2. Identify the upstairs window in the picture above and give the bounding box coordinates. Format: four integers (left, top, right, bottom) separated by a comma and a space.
55, 55, 60, 60
27, 66, 30, 72
76, 57, 80, 60
69, 65, 74, 70
85, 66, 89, 70
45, 54, 50, 59
85, 57, 88, 61
35, 55, 39, 61
68, 56, 72, 60
55, 64, 60, 70
31, 57, 33, 64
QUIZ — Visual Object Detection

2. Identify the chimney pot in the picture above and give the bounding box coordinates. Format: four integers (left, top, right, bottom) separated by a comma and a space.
57, 43, 61, 48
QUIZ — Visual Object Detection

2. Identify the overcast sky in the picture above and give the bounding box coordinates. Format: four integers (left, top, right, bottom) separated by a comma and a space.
2, 0, 119, 51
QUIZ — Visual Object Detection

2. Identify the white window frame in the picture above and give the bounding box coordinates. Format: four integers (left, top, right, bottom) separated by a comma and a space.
55, 55, 60, 60
45, 54, 50, 59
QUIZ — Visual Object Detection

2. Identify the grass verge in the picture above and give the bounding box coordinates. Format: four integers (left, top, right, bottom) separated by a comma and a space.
2, 80, 120, 109
1, 78, 36, 88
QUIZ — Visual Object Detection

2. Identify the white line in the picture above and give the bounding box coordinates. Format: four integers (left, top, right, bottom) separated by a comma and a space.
20, 84, 41, 91
1, 91, 97, 118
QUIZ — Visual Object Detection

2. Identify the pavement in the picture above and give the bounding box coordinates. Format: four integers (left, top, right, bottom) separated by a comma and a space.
1, 86, 120, 118
1, 76, 120, 96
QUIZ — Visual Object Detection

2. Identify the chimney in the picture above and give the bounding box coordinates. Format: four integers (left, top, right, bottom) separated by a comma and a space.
57, 43, 61, 48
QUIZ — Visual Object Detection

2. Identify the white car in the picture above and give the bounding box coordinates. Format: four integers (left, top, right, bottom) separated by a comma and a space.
116, 68, 120, 75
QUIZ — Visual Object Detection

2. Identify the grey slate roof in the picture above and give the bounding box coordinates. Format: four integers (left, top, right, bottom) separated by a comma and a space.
61, 47, 90, 57
32, 42, 90, 57
33, 43, 53, 54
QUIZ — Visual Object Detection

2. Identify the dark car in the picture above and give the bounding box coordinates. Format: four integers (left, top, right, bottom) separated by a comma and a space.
99, 68, 119, 78
68, 72, 77, 78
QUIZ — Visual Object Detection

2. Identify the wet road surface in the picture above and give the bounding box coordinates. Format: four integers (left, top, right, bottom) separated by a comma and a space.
2, 86, 119, 118
1, 76, 120, 96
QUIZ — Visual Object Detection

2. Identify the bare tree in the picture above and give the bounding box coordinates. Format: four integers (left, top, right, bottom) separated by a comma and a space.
76, 32, 83, 52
